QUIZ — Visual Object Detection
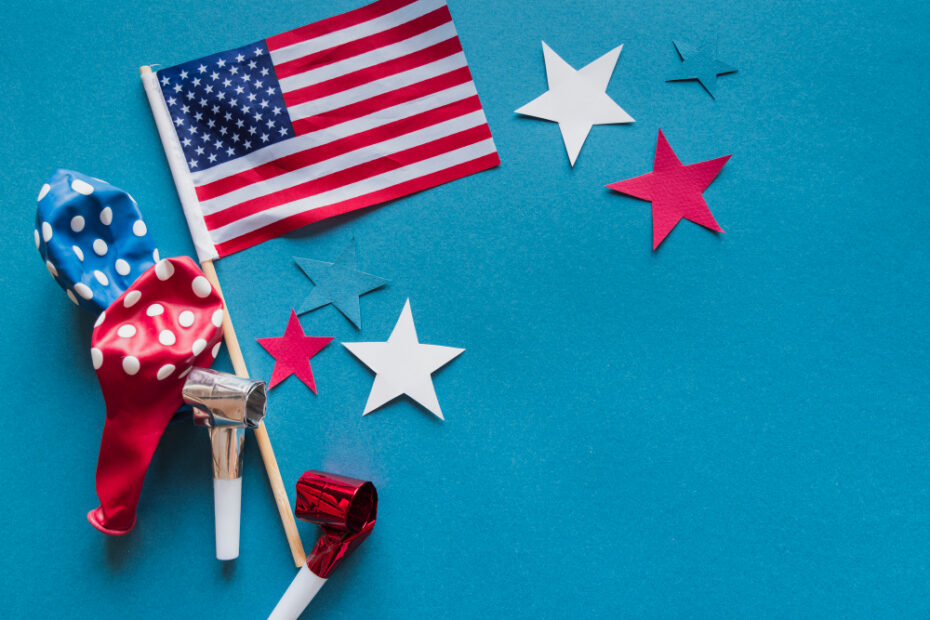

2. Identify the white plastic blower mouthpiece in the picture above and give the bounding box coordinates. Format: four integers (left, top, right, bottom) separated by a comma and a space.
214, 477, 242, 560
267, 565, 327, 620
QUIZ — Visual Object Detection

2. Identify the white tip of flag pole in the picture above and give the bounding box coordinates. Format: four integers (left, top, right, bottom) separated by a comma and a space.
214, 477, 242, 561
268, 565, 327, 620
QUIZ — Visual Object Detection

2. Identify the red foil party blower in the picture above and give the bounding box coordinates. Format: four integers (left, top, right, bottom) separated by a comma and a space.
268, 471, 377, 620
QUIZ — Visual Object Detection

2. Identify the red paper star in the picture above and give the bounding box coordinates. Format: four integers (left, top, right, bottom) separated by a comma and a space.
607, 129, 731, 249
257, 311, 333, 392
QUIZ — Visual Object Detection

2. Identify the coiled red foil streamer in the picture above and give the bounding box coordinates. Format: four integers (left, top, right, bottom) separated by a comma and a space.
296, 471, 377, 578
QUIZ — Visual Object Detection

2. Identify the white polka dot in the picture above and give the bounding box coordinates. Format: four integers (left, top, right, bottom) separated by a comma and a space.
75, 282, 93, 300
91, 348, 103, 369
71, 179, 94, 195
178, 366, 193, 379
192, 339, 207, 356
211, 309, 224, 327
93, 270, 109, 286
93, 239, 108, 256
122, 356, 140, 375
157, 364, 176, 380
94, 311, 106, 327
192, 276, 211, 298
99, 207, 113, 225
155, 259, 174, 281
132, 220, 147, 237
66, 290, 78, 305
211, 342, 222, 357
178, 310, 195, 327
158, 330, 177, 346
146, 303, 164, 317
123, 290, 142, 308
42, 222, 52, 242
45, 260, 58, 278
37, 183, 50, 202
70, 215, 85, 232
152, 249, 160, 262
117, 324, 137, 338
73, 245, 84, 261
33, 229, 40, 249
115, 259, 130, 276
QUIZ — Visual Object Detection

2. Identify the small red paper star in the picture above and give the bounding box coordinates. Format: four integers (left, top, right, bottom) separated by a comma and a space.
607, 129, 731, 249
257, 310, 333, 392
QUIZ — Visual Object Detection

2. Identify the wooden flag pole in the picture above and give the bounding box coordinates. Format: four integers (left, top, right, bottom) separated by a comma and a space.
139, 65, 306, 567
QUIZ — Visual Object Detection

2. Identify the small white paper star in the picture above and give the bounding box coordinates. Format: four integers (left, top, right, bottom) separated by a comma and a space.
343, 299, 464, 420
516, 42, 634, 166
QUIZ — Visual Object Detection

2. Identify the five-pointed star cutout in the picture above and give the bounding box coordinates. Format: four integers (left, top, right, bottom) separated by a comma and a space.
516, 42, 634, 166
606, 130, 731, 249
294, 238, 389, 329
666, 38, 737, 99
256, 311, 333, 392
343, 300, 464, 420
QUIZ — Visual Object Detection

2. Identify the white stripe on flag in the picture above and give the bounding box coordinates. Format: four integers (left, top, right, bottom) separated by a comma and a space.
277, 21, 458, 92
269, 0, 446, 64
189, 81, 479, 185
285, 52, 467, 119
199, 110, 490, 214
211, 138, 497, 244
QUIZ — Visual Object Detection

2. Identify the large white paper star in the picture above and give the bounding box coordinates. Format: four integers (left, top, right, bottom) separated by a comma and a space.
516, 42, 634, 166
343, 299, 464, 420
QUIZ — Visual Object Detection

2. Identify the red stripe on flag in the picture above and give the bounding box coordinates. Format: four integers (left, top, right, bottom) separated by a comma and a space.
274, 5, 452, 79
290, 66, 474, 134
196, 95, 484, 201
282, 36, 462, 107
265, 0, 419, 51
204, 123, 493, 229
214, 152, 500, 257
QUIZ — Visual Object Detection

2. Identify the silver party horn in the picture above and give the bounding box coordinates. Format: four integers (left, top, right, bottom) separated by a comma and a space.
183, 368, 266, 560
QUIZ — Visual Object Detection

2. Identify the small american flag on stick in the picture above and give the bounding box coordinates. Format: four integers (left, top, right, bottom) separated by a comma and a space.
142, 0, 499, 260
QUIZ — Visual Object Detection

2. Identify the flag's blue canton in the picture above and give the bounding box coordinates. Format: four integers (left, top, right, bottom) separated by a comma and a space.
156, 41, 294, 172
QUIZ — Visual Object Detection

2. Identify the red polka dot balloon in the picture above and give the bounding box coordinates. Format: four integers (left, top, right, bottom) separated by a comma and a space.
87, 256, 224, 534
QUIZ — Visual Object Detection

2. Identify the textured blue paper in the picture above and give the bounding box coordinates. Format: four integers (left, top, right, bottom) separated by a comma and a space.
2, 0, 929, 618
666, 38, 737, 98
295, 239, 389, 329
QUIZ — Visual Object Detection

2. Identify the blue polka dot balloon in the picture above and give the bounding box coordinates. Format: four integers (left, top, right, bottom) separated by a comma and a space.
35, 170, 159, 314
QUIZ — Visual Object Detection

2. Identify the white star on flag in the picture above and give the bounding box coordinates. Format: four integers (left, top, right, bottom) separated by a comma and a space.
516, 42, 634, 166
343, 300, 464, 420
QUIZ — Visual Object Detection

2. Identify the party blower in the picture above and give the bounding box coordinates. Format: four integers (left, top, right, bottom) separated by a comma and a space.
268, 472, 378, 620
182, 368, 266, 560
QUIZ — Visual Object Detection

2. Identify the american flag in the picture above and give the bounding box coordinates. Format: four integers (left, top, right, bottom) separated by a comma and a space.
145, 0, 499, 260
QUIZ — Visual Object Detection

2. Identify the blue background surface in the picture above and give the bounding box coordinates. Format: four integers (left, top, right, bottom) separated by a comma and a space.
2, 0, 928, 617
